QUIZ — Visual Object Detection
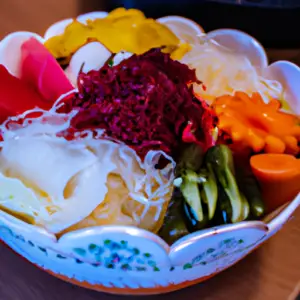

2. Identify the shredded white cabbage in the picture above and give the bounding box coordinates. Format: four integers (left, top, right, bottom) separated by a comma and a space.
0, 100, 175, 234
180, 37, 283, 104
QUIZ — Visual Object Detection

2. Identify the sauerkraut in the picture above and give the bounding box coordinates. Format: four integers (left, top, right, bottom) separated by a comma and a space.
0, 105, 175, 234
180, 37, 284, 105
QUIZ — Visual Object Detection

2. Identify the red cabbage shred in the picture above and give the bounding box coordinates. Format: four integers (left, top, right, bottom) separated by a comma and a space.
60, 48, 216, 159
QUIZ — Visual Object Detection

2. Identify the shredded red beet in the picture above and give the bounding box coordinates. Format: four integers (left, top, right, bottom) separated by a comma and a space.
60, 48, 216, 158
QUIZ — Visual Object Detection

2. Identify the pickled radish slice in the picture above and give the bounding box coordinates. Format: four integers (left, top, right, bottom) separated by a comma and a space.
21, 37, 74, 103
66, 42, 111, 86
0, 31, 44, 77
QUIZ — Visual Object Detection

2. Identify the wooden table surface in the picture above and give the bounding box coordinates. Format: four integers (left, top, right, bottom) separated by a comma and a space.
0, 1, 299, 299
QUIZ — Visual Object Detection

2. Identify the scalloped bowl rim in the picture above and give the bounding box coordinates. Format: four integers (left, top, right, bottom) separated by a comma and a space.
0, 11, 299, 260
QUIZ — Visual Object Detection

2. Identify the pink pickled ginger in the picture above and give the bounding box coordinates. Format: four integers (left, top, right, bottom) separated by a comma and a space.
20, 37, 74, 103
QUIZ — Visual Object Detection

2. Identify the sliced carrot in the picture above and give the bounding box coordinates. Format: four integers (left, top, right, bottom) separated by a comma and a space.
212, 91, 300, 155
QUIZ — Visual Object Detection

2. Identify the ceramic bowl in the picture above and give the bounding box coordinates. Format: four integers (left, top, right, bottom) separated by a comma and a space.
0, 12, 300, 296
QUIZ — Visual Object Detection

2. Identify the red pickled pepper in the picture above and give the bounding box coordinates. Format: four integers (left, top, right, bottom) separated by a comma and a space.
0, 37, 74, 124
0, 65, 50, 123
59, 48, 217, 158
183, 96, 218, 152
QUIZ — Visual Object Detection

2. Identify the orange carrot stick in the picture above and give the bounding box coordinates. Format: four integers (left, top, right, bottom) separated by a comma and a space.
250, 154, 300, 212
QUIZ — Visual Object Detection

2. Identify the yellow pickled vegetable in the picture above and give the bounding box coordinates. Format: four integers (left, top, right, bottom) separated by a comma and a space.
106, 7, 145, 20
45, 8, 189, 62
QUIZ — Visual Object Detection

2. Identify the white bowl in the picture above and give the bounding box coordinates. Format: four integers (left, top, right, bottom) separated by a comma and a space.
0, 11, 299, 295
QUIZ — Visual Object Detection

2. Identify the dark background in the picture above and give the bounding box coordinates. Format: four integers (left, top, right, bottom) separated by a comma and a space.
80, 0, 300, 48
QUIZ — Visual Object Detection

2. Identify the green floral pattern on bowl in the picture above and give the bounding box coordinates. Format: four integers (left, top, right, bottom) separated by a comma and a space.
183, 237, 253, 269
0, 224, 261, 273
0, 224, 255, 272
73, 239, 160, 271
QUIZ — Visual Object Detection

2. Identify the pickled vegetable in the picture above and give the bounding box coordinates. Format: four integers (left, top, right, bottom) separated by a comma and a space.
176, 144, 204, 175
250, 153, 300, 212
215, 184, 232, 224
213, 92, 300, 155
181, 169, 204, 225
240, 193, 250, 220
158, 189, 190, 245
206, 145, 244, 223
201, 164, 218, 220
45, 8, 189, 63
162, 143, 265, 240
235, 159, 265, 219
175, 144, 206, 231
